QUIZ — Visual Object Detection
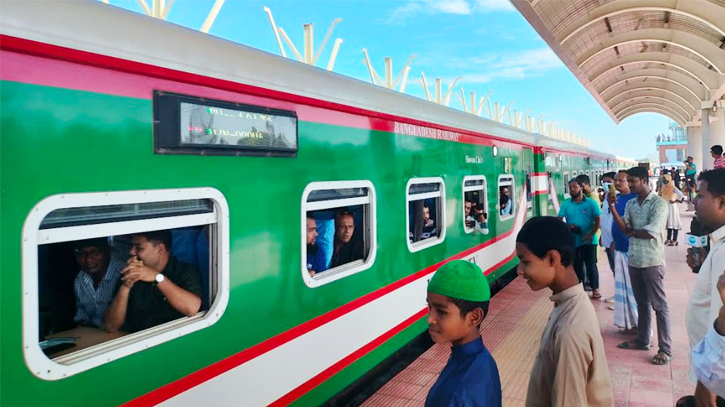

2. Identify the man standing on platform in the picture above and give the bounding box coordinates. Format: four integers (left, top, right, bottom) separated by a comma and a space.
516, 217, 613, 407
608, 170, 639, 333
600, 172, 617, 306
610, 166, 673, 365
712, 145, 725, 169
558, 178, 602, 299
684, 169, 725, 406
686, 156, 698, 209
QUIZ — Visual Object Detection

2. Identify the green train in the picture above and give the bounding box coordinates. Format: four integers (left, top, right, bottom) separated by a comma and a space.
0, 2, 637, 406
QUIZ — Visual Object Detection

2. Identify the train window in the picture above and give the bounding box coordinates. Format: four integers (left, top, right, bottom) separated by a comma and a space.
563, 172, 570, 196
22, 188, 230, 380
463, 176, 489, 235
407, 178, 446, 252
525, 166, 533, 211
302, 181, 376, 287
498, 175, 515, 221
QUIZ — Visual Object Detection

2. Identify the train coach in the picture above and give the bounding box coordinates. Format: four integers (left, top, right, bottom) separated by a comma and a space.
0, 2, 636, 406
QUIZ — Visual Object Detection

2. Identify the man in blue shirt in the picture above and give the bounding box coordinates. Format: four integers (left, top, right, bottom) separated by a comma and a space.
558, 178, 602, 298
609, 170, 639, 333
306, 214, 327, 277
425, 260, 501, 407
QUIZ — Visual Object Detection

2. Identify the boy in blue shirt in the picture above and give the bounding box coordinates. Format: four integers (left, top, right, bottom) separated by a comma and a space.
425, 260, 502, 407
558, 178, 602, 298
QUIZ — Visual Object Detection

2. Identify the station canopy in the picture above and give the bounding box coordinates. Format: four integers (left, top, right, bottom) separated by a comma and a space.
511, 0, 725, 127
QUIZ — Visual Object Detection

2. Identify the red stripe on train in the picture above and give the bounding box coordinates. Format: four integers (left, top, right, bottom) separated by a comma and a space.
0, 36, 528, 150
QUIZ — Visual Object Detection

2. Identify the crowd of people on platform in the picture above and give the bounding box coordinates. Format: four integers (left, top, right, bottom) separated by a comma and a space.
420, 146, 725, 407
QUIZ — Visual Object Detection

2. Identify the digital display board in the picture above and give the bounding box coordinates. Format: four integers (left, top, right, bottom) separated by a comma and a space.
154, 91, 298, 157
180, 102, 297, 150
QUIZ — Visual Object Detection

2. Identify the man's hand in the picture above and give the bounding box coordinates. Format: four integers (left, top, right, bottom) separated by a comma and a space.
686, 247, 708, 270
121, 258, 157, 287
694, 380, 717, 407
607, 193, 617, 206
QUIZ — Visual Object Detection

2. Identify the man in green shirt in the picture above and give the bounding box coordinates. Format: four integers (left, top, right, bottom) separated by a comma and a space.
685, 156, 698, 205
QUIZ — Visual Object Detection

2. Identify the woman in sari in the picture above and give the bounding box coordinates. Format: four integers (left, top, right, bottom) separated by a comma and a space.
658, 173, 685, 246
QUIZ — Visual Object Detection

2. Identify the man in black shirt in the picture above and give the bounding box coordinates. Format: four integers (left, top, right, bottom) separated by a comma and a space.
104, 230, 202, 333
330, 212, 365, 269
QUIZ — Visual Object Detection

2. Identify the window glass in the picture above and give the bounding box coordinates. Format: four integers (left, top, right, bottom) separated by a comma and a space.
24, 189, 229, 380
498, 176, 515, 220
564, 172, 570, 196
463, 177, 489, 235
407, 178, 445, 251
302, 181, 376, 287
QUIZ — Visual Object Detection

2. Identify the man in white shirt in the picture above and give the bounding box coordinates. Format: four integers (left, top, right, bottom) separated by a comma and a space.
678, 273, 725, 407
685, 169, 725, 406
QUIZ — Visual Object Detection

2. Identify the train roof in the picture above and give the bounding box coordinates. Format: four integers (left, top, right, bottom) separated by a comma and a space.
1, 0, 616, 160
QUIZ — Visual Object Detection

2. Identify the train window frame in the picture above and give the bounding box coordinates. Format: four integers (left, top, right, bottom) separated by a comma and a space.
406, 177, 446, 253
525, 166, 533, 212
22, 188, 230, 381
497, 175, 516, 222
301, 180, 377, 288
462, 176, 489, 235
563, 171, 570, 196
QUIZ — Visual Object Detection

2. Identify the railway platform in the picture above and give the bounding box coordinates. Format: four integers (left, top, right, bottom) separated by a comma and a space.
361, 206, 699, 407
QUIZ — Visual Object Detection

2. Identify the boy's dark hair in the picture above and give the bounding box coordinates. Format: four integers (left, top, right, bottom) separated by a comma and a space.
449, 297, 489, 325
712, 145, 723, 155
568, 178, 583, 187
576, 174, 591, 185
516, 216, 575, 266
138, 230, 173, 250
306, 212, 315, 220
698, 169, 725, 197
603, 171, 616, 180
627, 166, 649, 181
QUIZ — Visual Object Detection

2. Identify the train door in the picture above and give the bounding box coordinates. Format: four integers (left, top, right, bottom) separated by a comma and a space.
523, 147, 534, 217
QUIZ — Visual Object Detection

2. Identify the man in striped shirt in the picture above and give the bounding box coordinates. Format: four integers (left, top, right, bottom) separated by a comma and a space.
73, 238, 123, 329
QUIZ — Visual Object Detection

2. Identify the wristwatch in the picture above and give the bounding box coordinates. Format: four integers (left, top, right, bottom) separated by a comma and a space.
155, 273, 165, 284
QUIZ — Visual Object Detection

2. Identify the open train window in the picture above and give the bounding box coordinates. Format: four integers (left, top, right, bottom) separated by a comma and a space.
22, 188, 230, 380
563, 171, 570, 196
407, 178, 446, 252
463, 176, 489, 235
498, 175, 515, 221
302, 181, 376, 287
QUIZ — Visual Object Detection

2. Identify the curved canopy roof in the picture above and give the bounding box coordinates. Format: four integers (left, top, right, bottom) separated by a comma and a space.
511, 0, 725, 127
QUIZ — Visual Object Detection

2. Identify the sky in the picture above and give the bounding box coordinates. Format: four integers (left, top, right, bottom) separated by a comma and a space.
105, 0, 670, 159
